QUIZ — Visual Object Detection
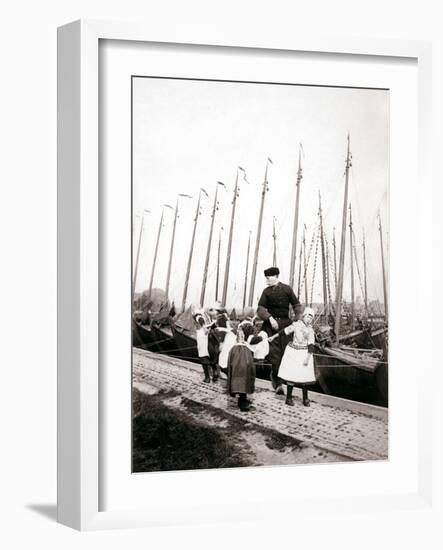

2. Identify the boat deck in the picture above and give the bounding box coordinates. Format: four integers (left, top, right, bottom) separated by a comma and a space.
133, 348, 388, 462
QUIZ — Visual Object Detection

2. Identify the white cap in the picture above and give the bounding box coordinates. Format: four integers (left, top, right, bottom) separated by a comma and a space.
303, 307, 315, 317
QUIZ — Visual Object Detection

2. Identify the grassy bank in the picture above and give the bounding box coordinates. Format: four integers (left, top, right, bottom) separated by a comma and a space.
132, 389, 250, 472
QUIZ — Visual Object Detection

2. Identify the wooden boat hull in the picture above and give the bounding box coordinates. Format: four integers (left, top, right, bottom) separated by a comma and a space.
314, 345, 388, 406
132, 319, 178, 355
151, 325, 179, 356
170, 324, 200, 362
132, 319, 161, 352
135, 320, 387, 405
366, 328, 388, 350
251, 360, 271, 382
339, 327, 388, 350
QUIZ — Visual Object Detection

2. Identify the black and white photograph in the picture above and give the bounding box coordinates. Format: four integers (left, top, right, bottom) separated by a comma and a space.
131, 75, 389, 472
4, 0, 441, 543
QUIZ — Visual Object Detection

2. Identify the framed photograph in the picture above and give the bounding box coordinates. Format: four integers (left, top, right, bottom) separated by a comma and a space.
57, 20, 433, 530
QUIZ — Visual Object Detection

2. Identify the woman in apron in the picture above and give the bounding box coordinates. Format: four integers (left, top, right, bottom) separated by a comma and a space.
269, 307, 316, 407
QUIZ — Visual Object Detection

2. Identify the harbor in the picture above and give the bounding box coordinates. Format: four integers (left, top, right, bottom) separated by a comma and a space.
133, 348, 388, 465
131, 77, 389, 469
132, 135, 389, 407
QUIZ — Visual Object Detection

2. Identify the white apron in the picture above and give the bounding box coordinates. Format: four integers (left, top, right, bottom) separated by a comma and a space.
218, 330, 237, 370
278, 320, 316, 384
246, 331, 269, 360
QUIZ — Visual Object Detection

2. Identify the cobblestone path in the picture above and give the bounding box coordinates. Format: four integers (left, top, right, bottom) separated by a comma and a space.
133, 349, 388, 461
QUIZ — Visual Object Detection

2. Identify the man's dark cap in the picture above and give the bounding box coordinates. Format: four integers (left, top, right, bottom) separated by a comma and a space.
264, 267, 280, 277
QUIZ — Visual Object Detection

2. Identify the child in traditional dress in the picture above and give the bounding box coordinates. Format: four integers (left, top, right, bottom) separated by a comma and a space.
195, 313, 213, 383
227, 321, 264, 412
269, 307, 316, 407
214, 315, 236, 376
194, 307, 222, 383
247, 318, 270, 369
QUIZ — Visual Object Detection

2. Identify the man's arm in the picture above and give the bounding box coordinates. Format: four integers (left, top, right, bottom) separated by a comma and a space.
286, 284, 303, 318
257, 290, 270, 321
257, 289, 279, 330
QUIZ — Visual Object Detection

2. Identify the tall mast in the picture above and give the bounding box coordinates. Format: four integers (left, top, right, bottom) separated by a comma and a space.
362, 230, 368, 318
165, 199, 178, 298
289, 144, 303, 288
349, 204, 355, 331
148, 206, 167, 300
248, 157, 272, 306
243, 231, 252, 309
165, 195, 191, 299
215, 227, 223, 302
272, 216, 277, 267
133, 209, 150, 292
378, 212, 389, 320
325, 236, 334, 315
297, 225, 304, 298
303, 226, 308, 306
334, 134, 352, 342
332, 226, 338, 295
182, 190, 204, 311
222, 167, 247, 307
200, 182, 224, 306
318, 192, 329, 320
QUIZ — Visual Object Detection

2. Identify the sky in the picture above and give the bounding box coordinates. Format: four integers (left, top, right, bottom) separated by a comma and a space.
132, 76, 389, 311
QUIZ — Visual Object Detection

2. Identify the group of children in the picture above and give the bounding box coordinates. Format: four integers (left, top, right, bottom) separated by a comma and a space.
194, 305, 316, 412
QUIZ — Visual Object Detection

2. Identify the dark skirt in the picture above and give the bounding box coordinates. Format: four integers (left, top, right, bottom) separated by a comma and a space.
262, 318, 292, 368
227, 345, 256, 395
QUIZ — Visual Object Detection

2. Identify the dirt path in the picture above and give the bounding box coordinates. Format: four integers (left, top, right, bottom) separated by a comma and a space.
133, 349, 388, 462
160, 391, 348, 466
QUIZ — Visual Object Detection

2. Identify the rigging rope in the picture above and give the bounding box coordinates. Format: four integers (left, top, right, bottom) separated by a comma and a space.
352, 231, 366, 302
299, 218, 320, 293
309, 221, 321, 306
324, 234, 335, 312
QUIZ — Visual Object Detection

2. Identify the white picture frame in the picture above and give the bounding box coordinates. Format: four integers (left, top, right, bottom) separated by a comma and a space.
57, 19, 433, 531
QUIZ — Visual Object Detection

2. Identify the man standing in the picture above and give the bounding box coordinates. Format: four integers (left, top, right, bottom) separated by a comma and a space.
256, 267, 301, 394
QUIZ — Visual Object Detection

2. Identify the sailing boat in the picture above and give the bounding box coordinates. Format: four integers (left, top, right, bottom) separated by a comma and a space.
171, 183, 226, 362
132, 205, 170, 353
132, 142, 388, 405
313, 135, 388, 406
132, 201, 187, 356
149, 194, 195, 355
170, 166, 260, 363
337, 222, 387, 350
